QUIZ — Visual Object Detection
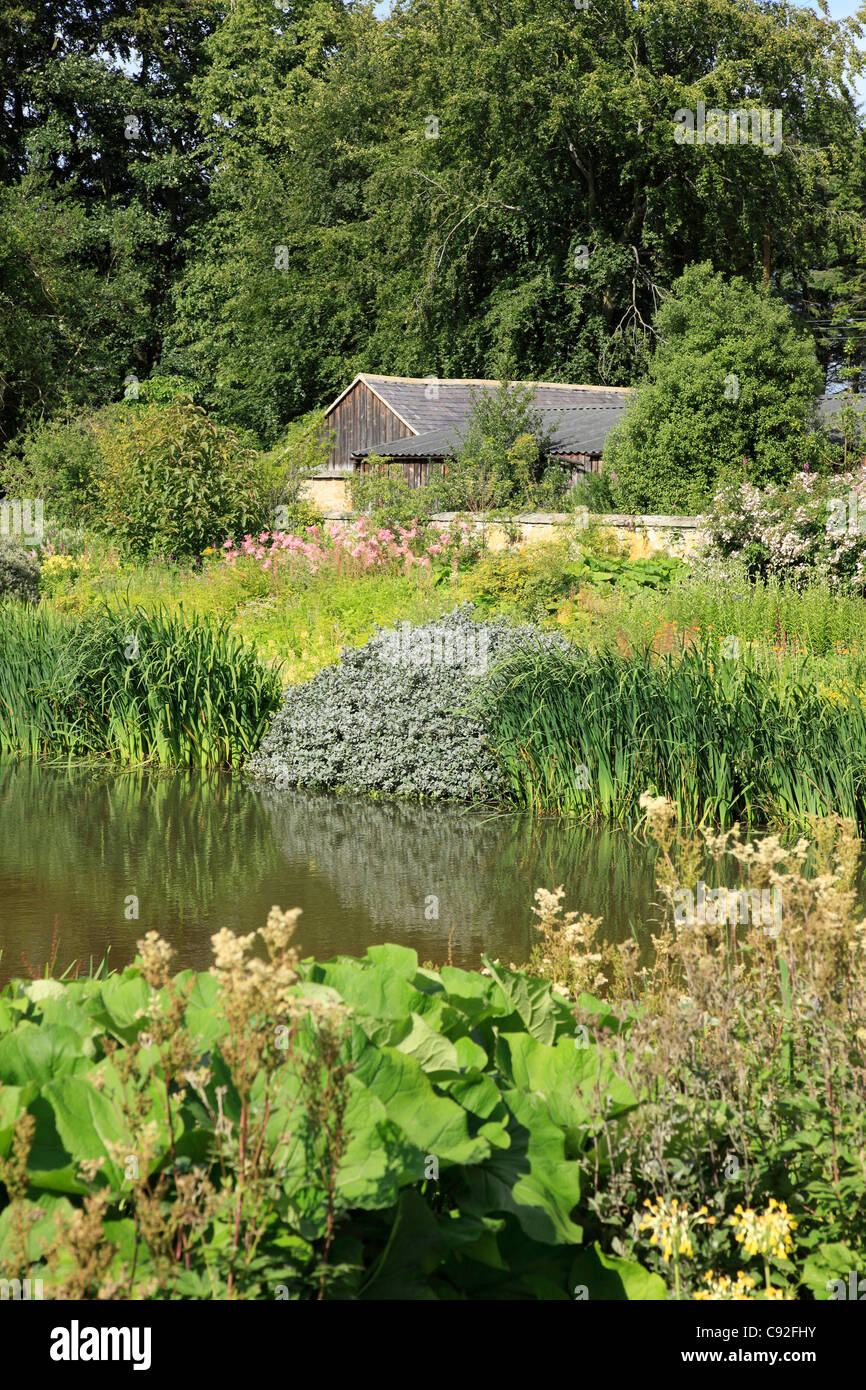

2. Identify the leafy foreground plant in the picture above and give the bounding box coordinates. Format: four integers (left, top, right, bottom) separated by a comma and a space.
527, 800, 866, 1300
0, 912, 658, 1300
0, 601, 281, 767
1, 807, 863, 1299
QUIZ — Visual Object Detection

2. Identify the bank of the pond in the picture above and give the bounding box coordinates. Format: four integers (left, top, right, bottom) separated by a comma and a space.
4, 590, 866, 833
251, 606, 866, 831
478, 639, 866, 827
0, 601, 281, 766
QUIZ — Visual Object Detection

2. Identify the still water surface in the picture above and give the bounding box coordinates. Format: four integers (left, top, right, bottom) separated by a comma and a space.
0, 763, 670, 983
1, 764, 857, 985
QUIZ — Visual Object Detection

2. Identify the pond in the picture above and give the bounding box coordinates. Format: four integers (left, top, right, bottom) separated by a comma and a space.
1, 763, 858, 986
0, 762, 673, 985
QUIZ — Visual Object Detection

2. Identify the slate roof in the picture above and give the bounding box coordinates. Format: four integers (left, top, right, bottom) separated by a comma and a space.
353, 404, 628, 460
334, 380, 866, 468
326, 373, 631, 440
336, 375, 632, 461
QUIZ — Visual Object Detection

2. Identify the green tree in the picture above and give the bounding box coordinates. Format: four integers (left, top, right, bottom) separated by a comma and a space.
168, 0, 864, 442
0, 1, 218, 440
94, 398, 266, 561
427, 379, 553, 512
603, 263, 825, 513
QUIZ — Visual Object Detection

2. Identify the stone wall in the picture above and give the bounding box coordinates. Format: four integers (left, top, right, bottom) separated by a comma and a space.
302, 476, 350, 511
301, 480, 708, 558
472, 511, 708, 558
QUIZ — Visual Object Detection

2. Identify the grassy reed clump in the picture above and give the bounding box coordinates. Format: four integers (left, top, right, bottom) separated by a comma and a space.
479, 638, 866, 828
0, 601, 281, 766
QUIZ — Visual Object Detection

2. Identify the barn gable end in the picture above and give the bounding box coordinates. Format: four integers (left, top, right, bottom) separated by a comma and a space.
322, 377, 416, 474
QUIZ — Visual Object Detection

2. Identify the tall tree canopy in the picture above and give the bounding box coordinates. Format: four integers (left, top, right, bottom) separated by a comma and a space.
2, 0, 866, 448
0, 0, 219, 439
603, 261, 826, 512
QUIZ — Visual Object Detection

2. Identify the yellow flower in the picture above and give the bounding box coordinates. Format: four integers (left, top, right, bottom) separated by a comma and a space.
638, 1197, 715, 1264
729, 1199, 796, 1261
694, 1271, 758, 1301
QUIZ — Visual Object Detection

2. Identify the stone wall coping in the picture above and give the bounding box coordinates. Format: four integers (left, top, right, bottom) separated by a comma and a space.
318, 508, 706, 527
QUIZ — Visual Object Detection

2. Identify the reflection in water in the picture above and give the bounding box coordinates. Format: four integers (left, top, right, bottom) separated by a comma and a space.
257, 789, 664, 967
4, 764, 848, 986
0, 763, 665, 983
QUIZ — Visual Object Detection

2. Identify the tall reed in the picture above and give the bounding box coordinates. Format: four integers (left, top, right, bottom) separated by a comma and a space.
0, 601, 282, 767
478, 639, 866, 828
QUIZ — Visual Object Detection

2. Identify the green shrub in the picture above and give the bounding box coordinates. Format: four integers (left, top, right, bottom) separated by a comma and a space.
349, 460, 432, 530
137, 373, 200, 406
1, 413, 112, 527
94, 398, 266, 562
248, 605, 564, 801
461, 542, 574, 617
273, 499, 322, 532
0, 539, 39, 601
461, 535, 680, 619
260, 408, 333, 530
604, 262, 825, 512
567, 467, 616, 513
425, 381, 555, 513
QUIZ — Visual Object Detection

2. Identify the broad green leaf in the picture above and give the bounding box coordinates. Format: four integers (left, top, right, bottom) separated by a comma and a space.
183, 970, 226, 1049
359, 1190, 494, 1300
395, 1013, 459, 1074
309, 959, 425, 1022
0, 998, 25, 1035
458, 1087, 583, 1245
95, 973, 152, 1039
569, 1243, 667, 1300
352, 1043, 491, 1167
481, 957, 572, 1044
441, 1070, 506, 1122
334, 1081, 415, 1209
25, 1095, 83, 1194
0, 1081, 37, 1156
496, 1031, 637, 1135
0, 1023, 94, 1087
802, 1242, 859, 1299
455, 1035, 488, 1070
365, 944, 419, 978
43, 1076, 130, 1189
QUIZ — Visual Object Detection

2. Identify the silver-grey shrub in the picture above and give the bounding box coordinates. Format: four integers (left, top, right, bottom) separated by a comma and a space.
0, 540, 40, 601
248, 605, 563, 801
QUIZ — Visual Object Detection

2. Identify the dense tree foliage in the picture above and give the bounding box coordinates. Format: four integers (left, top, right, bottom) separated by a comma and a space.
605, 263, 826, 512
2, 0, 865, 462
0, 0, 218, 440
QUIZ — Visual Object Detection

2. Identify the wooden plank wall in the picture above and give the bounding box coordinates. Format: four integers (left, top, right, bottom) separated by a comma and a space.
354, 459, 444, 490
355, 454, 600, 490
323, 381, 413, 473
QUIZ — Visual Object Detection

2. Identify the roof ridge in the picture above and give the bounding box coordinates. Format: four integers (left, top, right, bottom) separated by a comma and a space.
357, 374, 631, 391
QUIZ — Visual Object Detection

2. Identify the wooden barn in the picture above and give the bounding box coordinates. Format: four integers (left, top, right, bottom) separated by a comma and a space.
318, 374, 631, 490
